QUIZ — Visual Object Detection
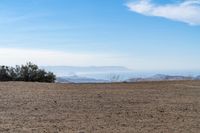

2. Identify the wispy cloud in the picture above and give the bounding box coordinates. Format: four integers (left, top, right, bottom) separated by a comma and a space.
0, 12, 50, 25
0, 48, 130, 67
126, 0, 200, 25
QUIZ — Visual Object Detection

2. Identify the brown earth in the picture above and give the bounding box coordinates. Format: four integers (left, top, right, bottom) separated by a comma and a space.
0, 81, 200, 133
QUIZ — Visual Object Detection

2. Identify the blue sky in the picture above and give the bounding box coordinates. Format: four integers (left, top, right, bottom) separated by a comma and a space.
0, 0, 200, 71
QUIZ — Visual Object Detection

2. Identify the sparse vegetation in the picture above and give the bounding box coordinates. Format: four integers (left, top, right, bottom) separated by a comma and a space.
0, 62, 56, 83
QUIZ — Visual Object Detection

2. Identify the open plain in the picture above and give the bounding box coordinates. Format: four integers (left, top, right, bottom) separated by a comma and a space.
0, 81, 200, 133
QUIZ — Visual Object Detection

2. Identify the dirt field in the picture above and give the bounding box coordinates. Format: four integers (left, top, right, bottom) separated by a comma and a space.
0, 81, 200, 133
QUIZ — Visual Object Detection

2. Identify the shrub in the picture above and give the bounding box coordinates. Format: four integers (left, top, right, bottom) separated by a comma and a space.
0, 62, 56, 83
0, 66, 12, 81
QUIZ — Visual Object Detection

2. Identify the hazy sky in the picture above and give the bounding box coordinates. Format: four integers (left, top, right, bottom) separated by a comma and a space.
0, 0, 200, 71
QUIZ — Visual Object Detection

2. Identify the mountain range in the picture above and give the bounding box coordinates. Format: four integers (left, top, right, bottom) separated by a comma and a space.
40, 66, 200, 83
41, 66, 131, 77
56, 74, 200, 83
128, 74, 199, 82
56, 75, 108, 83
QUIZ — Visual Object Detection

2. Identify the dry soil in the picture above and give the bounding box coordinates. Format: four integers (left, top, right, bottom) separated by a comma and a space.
0, 81, 200, 133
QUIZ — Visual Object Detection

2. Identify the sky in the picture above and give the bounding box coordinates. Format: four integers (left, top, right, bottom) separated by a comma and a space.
0, 0, 200, 71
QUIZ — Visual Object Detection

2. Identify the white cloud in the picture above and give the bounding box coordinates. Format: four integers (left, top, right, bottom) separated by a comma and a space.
126, 0, 200, 25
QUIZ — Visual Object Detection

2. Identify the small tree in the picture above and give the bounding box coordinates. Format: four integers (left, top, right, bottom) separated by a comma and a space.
20, 62, 39, 82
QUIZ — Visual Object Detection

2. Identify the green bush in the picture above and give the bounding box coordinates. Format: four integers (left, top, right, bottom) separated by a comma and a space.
0, 62, 56, 83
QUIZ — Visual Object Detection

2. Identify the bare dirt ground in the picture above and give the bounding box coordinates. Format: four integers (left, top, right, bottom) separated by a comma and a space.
0, 81, 200, 133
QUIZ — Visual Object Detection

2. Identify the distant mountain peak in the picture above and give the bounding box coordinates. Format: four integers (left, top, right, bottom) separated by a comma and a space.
41, 66, 130, 70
